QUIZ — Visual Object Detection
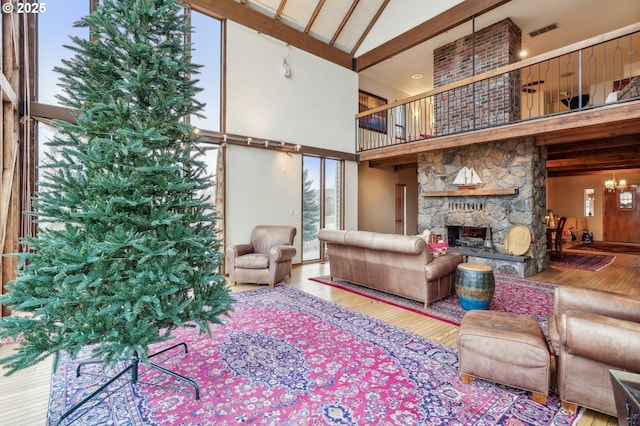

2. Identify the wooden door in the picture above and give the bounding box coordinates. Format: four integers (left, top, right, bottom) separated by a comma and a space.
395, 184, 406, 234
603, 185, 640, 243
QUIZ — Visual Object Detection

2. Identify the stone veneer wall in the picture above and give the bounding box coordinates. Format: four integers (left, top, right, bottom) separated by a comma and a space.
417, 138, 549, 275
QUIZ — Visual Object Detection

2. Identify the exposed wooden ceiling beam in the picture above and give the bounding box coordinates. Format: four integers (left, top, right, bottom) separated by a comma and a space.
305, 0, 324, 33
547, 158, 640, 171
368, 155, 418, 170
354, 0, 511, 72
554, 168, 640, 177
548, 161, 640, 176
547, 148, 640, 168
536, 121, 640, 145
330, 0, 359, 46
275, 0, 287, 20
185, 0, 353, 69
350, 0, 389, 56
546, 135, 640, 155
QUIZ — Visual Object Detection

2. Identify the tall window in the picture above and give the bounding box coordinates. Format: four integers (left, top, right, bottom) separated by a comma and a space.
584, 188, 595, 216
37, 1, 89, 181
37, 3, 223, 156
190, 10, 222, 132
197, 145, 219, 208
324, 159, 342, 231
38, 1, 89, 105
302, 156, 343, 261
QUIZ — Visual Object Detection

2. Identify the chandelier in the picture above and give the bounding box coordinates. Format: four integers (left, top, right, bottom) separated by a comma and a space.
604, 172, 626, 193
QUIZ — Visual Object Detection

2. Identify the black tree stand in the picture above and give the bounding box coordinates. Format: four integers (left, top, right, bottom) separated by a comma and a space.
55, 342, 199, 425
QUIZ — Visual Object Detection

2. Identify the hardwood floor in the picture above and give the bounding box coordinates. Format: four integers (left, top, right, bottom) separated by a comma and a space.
1, 243, 637, 425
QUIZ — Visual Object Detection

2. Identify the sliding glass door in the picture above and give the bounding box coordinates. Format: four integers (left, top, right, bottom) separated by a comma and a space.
302, 156, 343, 261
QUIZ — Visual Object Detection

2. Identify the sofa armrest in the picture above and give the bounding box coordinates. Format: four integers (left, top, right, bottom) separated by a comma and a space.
560, 310, 640, 371
318, 229, 347, 245
554, 287, 640, 323
227, 243, 254, 259
550, 287, 640, 354
270, 245, 296, 262
424, 253, 463, 279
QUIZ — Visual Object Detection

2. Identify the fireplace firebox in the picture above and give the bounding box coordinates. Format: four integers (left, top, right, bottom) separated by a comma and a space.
447, 226, 492, 250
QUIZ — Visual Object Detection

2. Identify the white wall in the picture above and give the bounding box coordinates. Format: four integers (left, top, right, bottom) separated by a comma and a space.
225, 145, 302, 261
226, 22, 357, 152
224, 22, 359, 260
358, 162, 419, 235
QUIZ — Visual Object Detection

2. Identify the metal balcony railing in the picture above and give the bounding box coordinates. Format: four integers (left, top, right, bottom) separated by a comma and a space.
356, 24, 640, 153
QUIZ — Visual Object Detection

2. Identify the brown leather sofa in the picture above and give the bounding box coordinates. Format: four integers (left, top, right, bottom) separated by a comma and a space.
548, 286, 640, 416
318, 229, 463, 307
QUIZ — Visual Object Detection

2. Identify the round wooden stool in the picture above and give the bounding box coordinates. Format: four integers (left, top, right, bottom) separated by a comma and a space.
455, 263, 495, 310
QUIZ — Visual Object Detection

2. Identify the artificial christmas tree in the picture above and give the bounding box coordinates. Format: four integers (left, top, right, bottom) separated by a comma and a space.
0, 0, 232, 399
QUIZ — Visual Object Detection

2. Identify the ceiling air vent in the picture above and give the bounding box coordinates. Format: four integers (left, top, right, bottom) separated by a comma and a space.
529, 23, 558, 38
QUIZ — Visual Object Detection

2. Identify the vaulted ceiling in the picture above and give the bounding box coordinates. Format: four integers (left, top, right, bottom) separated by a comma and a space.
186, 0, 510, 73
186, 0, 640, 176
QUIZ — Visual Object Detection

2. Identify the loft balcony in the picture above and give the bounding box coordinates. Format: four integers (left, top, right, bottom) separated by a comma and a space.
356, 24, 640, 177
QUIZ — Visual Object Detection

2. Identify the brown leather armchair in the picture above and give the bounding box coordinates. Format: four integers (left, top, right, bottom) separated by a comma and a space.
226, 225, 297, 288
548, 286, 640, 416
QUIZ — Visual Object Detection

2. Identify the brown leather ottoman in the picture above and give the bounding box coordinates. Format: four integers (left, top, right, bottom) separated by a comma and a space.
457, 310, 551, 404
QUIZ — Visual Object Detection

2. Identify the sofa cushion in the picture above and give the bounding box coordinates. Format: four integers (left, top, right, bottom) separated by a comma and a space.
234, 253, 269, 269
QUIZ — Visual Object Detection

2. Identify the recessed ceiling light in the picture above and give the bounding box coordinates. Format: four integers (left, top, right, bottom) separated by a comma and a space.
411, 73, 424, 80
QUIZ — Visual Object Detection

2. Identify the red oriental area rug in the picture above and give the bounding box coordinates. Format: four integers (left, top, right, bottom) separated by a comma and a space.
550, 253, 615, 271
570, 242, 640, 255
46, 285, 582, 425
311, 274, 555, 344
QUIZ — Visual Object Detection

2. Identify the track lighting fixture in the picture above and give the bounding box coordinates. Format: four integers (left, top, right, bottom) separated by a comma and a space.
201, 132, 302, 153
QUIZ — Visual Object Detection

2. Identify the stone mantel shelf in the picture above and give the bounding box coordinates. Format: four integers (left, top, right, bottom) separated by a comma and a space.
421, 188, 519, 197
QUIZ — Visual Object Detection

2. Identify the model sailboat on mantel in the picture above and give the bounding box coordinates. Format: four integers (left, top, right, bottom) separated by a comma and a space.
453, 166, 482, 189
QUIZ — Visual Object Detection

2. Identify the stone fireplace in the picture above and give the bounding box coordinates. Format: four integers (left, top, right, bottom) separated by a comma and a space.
417, 138, 548, 277
416, 17, 549, 277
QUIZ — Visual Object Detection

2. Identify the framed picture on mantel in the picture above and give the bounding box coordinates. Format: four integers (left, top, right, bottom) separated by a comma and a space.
358, 90, 387, 133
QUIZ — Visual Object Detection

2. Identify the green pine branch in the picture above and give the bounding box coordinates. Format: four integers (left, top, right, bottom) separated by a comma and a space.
0, 0, 233, 376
